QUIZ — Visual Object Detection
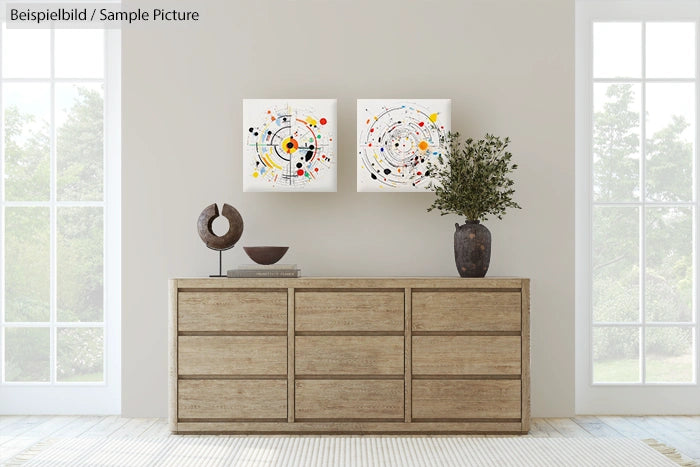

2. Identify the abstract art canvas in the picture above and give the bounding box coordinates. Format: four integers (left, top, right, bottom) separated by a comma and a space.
357, 99, 451, 192
243, 99, 337, 192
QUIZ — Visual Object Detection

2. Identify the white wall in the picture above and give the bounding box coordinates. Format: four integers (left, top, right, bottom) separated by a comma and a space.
122, 0, 574, 417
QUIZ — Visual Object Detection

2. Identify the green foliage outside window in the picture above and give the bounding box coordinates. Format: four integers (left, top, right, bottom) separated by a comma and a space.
593, 84, 692, 368
4, 86, 105, 382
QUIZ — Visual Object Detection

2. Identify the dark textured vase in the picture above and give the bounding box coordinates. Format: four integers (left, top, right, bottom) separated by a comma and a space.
454, 220, 491, 278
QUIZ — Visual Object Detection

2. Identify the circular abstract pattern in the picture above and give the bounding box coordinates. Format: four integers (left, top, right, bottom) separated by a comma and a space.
358, 103, 448, 189
246, 105, 333, 188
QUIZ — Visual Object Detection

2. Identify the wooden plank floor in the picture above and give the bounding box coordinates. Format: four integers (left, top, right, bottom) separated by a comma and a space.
1, 416, 699, 464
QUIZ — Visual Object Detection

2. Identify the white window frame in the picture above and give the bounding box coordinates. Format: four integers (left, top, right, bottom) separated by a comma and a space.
0, 12, 121, 414
576, 0, 700, 414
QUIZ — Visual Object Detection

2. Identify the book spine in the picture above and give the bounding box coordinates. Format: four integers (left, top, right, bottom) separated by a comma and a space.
237, 264, 297, 270
227, 270, 300, 278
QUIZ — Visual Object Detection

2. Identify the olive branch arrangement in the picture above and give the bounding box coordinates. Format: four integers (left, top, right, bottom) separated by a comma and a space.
426, 132, 521, 222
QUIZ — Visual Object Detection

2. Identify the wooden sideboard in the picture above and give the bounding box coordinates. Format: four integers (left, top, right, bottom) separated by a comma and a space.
169, 277, 530, 434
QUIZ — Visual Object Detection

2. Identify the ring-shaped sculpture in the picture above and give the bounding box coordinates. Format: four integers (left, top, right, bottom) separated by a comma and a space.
197, 203, 244, 276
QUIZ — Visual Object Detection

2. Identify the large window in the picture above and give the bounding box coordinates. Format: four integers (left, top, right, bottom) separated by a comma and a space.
576, 1, 700, 413
0, 22, 120, 413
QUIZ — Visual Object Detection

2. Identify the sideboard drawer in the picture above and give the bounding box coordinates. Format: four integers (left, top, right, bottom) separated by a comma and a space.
412, 380, 521, 419
178, 291, 287, 332
179, 380, 287, 420
412, 291, 521, 332
178, 336, 286, 376
413, 336, 521, 375
295, 380, 403, 420
295, 336, 404, 375
295, 291, 404, 331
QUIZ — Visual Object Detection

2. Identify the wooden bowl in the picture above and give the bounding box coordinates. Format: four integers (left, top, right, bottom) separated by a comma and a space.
243, 246, 289, 265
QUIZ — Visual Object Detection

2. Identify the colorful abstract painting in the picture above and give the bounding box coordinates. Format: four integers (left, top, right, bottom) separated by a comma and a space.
243, 99, 337, 192
357, 99, 451, 192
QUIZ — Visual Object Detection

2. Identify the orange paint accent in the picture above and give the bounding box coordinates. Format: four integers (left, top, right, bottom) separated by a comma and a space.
418, 141, 429, 151
271, 116, 276, 121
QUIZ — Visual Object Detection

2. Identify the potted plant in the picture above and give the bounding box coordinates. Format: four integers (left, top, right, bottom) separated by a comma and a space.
426, 132, 521, 277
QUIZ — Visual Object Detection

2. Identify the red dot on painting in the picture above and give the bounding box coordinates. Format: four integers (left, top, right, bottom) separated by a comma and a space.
417, 171, 422, 176
368, 143, 372, 147
419, 122, 424, 127
441, 126, 444, 129
322, 155, 326, 158
370, 128, 374, 133
297, 169, 304, 176
314, 167, 319, 172
319, 118, 327, 125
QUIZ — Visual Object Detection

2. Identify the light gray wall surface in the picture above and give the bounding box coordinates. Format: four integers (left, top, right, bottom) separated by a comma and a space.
122, 0, 574, 417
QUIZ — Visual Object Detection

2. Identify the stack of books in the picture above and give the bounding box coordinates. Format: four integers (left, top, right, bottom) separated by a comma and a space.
227, 264, 301, 278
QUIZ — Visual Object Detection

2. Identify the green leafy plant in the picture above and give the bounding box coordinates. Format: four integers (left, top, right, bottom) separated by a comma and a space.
426, 132, 521, 222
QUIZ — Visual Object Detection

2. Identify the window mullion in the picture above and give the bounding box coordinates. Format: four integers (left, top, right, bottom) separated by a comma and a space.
49, 26, 57, 385
594, 77, 696, 84
695, 18, 700, 385
102, 29, 108, 384
1, 77, 103, 84
0, 19, 5, 385
640, 21, 648, 385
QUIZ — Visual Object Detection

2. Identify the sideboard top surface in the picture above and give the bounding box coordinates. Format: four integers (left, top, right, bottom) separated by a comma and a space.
172, 277, 529, 289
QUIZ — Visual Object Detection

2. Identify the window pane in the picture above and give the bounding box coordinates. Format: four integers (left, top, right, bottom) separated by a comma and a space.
593, 327, 640, 383
594, 83, 641, 202
645, 207, 693, 323
646, 83, 695, 202
57, 327, 103, 382
646, 23, 695, 79
4, 207, 50, 322
56, 84, 104, 201
594, 23, 641, 78
646, 327, 693, 383
5, 327, 50, 382
57, 207, 104, 322
593, 207, 639, 322
55, 30, 104, 78
1, 26, 50, 78
3, 83, 51, 201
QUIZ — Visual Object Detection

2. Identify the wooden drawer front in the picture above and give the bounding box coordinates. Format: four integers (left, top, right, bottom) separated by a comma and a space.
413, 336, 521, 375
295, 336, 403, 375
178, 336, 286, 376
178, 380, 286, 419
295, 291, 403, 331
295, 380, 403, 419
178, 291, 286, 332
412, 291, 521, 332
412, 380, 521, 419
